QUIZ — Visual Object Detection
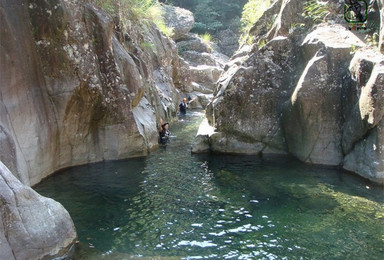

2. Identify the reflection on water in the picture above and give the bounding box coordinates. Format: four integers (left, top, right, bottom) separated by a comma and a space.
34, 111, 384, 260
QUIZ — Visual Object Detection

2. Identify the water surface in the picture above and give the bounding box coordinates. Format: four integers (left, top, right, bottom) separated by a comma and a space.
34, 111, 384, 259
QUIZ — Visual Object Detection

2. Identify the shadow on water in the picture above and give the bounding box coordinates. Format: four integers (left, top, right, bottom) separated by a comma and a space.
34, 110, 384, 260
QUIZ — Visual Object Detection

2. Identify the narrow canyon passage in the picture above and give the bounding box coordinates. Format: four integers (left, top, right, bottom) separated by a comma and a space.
35, 110, 384, 260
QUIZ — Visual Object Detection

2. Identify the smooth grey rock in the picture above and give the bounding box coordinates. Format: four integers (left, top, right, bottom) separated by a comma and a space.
189, 91, 213, 109
191, 82, 214, 95
207, 35, 299, 155
0, 161, 77, 260
344, 119, 384, 184
191, 118, 214, 153
196, 0, 384, 184
283, 25, 365, 166
215, 29, 240, 57
210, 132, 264, 155
283, 54, 344, 165
160, 4, 194, 41
189, 65, 223, 89
343, 49, 384, 154
181, 51, 222, 67
177, 35, 212, 53
343, 59, 384, 183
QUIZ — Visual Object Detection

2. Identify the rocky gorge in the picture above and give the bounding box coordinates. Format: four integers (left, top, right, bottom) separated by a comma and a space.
193, 0, 384, 185
0, 0, 383, 259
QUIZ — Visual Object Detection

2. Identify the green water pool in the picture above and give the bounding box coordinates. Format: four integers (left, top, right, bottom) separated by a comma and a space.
34, 111, 384, 259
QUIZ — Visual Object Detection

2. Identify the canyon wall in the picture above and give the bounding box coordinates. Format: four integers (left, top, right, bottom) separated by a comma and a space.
0, 0, 188, 187
196, 0, 384, 184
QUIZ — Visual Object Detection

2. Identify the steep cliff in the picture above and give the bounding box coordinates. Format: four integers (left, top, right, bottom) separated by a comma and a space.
0, 0, 187, 186
195, 0, 384, 184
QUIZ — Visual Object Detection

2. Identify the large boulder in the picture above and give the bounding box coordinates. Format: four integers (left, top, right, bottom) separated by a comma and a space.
189, 65, 223, 90
343, 52, 384, 183
282, 24, 365, 166
204, 35, 301, 155
216, 29, 240, 57
0, 161, 77, 260
342, 48, 384, 154
160, 4, 194, 41
177, 34, 212, 53
180, 51, 223, 67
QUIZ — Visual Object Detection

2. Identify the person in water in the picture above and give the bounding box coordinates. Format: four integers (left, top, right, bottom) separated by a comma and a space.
158, 118, 170, 144
179, 96, 195, 115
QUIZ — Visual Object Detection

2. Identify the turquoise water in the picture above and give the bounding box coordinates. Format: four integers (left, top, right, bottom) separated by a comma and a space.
34, 111, 384, 259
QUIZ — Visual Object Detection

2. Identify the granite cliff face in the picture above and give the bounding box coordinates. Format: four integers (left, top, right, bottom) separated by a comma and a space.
0, 0, 188, 187
195, 0, 384, 184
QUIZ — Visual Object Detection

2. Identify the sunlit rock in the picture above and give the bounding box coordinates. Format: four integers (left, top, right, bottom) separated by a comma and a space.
159, 4, 194, 41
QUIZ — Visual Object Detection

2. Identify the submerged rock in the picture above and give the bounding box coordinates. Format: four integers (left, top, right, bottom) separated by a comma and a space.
0, 161, 77, 260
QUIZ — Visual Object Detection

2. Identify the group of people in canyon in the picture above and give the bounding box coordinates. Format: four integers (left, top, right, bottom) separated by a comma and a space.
158, 97, 195, 144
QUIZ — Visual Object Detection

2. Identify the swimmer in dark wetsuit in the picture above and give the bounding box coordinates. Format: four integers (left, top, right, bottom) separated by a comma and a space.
179, 96, 196, 115
158, 118, 170, 145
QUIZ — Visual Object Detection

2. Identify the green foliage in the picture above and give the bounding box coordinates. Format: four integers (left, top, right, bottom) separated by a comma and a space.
238, 0, 272, 45
200, 32, 212, 43
140, 41, 155, 50
240, 0, 271, 34
258, 38, 266, 48
147, 4, 174, 37
289, 22, 306, 34
92, 0, 173, 37
302, 0, 329, 23
349, 44, 358, 54
193, 0, 223, 33
128, 0, 156, 18
365, 33, 379, 48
